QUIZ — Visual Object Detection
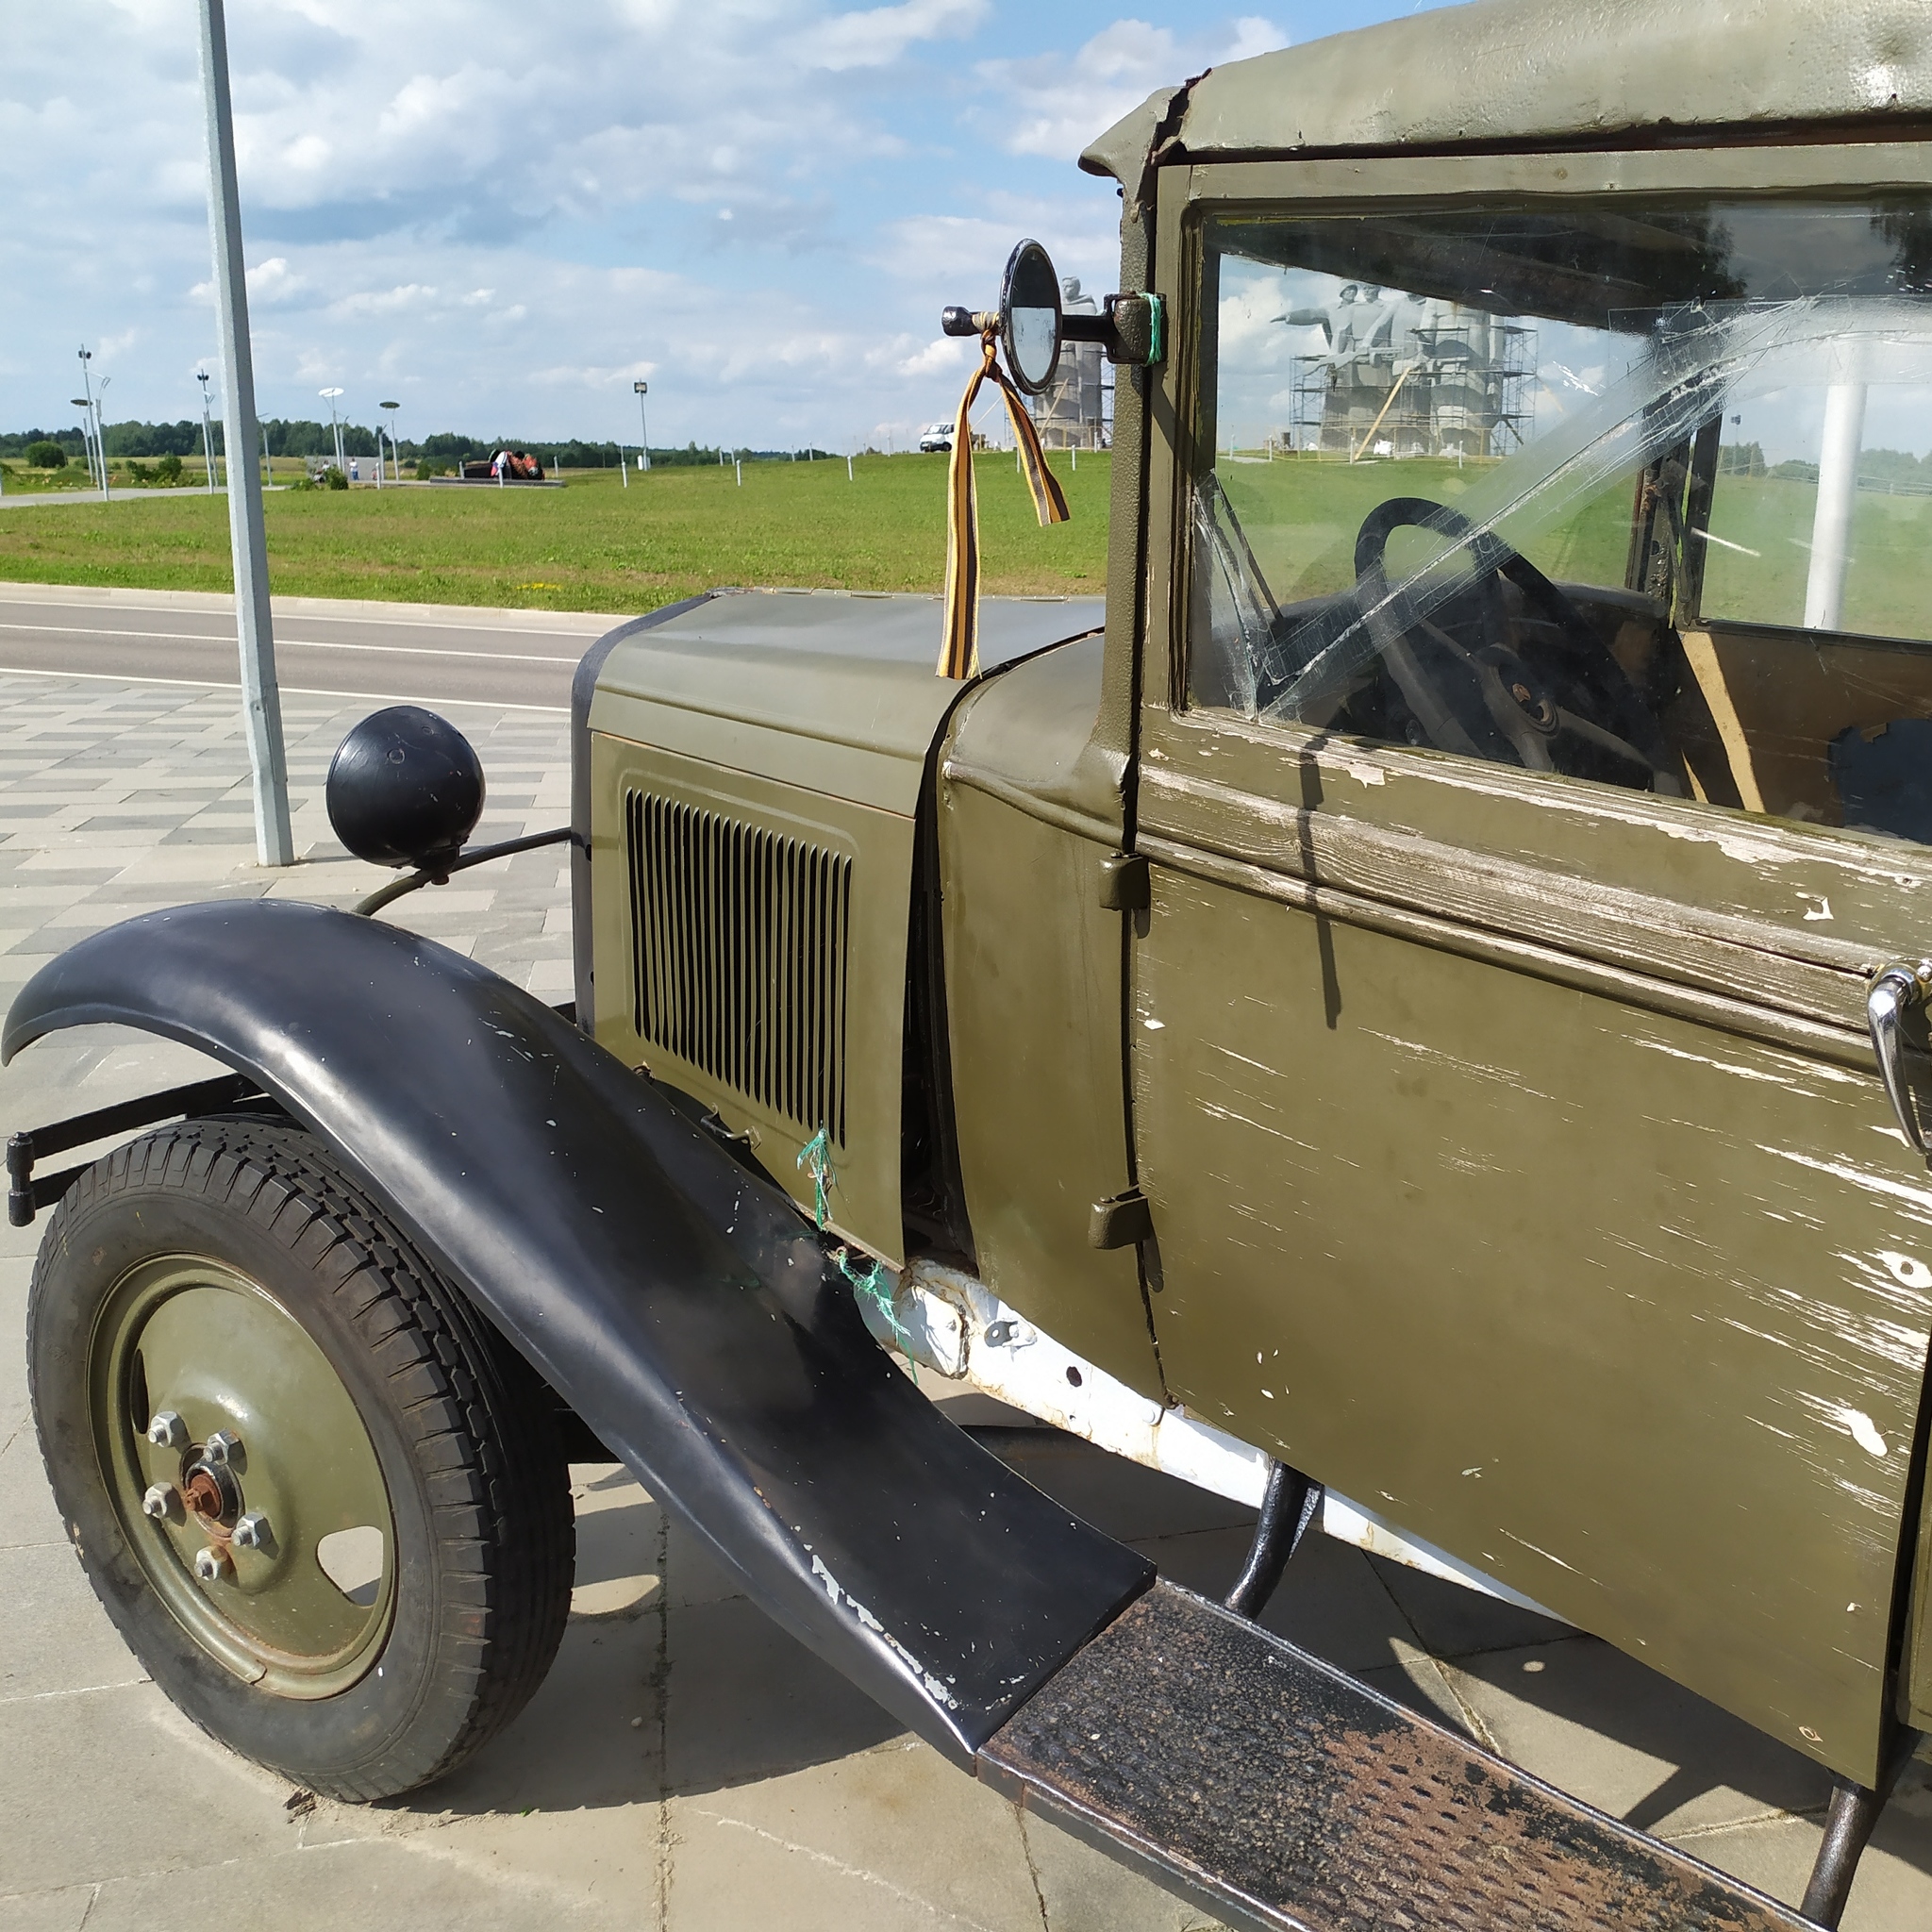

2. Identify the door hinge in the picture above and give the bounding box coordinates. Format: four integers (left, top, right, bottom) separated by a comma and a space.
1098, 851, 1149, 912
1089, 1189, 1154, 1250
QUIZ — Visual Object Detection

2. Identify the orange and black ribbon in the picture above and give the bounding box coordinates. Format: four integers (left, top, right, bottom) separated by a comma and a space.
939, 331, 1071, 680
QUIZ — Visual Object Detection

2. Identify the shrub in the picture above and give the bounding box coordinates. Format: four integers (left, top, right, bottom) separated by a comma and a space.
125, 459, 153, 485
155, 453, 183, 486
25, 441, 66, 469
324, 466, 349, 491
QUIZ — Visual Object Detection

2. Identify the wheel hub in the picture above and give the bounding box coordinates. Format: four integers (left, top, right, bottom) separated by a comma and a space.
93, 1256, 397, 1699
180, 1457, 240, 1530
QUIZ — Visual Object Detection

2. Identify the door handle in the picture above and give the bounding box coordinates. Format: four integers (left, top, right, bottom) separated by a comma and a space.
1867, 962, 1932, 1163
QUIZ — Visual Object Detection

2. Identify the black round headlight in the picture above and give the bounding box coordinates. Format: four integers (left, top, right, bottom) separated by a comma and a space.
326, 706, 485, 871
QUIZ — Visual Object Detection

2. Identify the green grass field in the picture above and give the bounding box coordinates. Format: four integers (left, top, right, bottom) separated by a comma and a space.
15, 441, 1927, 638
0, 454, 1112, 614
1220, 453, 1932, 639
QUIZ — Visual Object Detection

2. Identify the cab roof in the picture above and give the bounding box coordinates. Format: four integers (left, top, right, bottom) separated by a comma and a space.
1081, 0, 1932, 189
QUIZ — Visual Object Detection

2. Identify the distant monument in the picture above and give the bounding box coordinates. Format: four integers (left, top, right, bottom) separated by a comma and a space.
1032, 278, 1108, 451
1280, 283, 1534, 458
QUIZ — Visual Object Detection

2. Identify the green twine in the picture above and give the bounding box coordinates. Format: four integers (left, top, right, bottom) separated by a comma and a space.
798, 1127, 916, 1361
798, 1127, 833, 1229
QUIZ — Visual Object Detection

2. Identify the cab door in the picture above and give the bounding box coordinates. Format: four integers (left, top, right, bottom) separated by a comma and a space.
1127, 150, 1932, 1788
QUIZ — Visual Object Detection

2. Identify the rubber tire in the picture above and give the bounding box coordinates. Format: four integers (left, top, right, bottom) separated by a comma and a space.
27, 1115, 575, 1801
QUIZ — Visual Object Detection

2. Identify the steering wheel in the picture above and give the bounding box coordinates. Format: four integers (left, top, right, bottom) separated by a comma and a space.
1354, 497, 1681, 794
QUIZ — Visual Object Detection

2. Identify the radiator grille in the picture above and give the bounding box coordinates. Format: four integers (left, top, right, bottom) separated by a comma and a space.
625, 790, 852, 1144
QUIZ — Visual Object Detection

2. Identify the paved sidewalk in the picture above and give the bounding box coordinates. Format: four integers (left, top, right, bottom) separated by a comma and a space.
7, 672, 1932, 1930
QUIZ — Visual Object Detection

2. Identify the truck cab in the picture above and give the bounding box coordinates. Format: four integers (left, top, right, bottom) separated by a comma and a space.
16, 2, 1932, 1924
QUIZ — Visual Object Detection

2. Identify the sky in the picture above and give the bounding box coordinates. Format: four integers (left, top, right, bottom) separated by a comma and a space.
0, 0, 1445, 452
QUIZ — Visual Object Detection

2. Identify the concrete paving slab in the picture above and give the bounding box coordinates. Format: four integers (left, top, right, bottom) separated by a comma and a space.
74, 1830, 641, 1932
0, 1682, 295, 1897
1441, 1635, 1837, 1834
0, 1888, 96, 1932
673, 1744, 1047, 1932
0, 1540, 148, 1703
666, 1596, 903, 1793
1021, 1799, 1230, 1932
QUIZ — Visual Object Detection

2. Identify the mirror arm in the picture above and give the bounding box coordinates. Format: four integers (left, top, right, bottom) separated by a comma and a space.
939, 291, 1164, 365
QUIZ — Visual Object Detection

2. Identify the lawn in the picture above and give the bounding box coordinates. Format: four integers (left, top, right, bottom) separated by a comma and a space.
0, 453, 1112, 615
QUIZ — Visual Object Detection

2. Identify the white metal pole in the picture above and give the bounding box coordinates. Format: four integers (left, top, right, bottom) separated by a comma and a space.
1806, 375, 1868, 632
619, 442, 628, 488
198, 0, 293, 866
199, 374, 216, 491
97, 382, 111, 500
77, 350, 101, 490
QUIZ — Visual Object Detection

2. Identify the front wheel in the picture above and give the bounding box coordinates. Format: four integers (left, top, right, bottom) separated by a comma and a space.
27, 1115, 574, 1801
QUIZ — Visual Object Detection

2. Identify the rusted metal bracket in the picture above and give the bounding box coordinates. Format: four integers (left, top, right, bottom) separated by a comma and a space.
1098, 851, 1150, 911
8, 1073, 265, 1226
1224, 1461, 1323, 1620
941, 293, 1165, 367
981, 1582, 1811, 1932
1089, 1189, 1154, 1250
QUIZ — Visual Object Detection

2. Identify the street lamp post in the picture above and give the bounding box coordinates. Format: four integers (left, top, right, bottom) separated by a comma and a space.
69, 400, 95, 491
199, 0, 293, 865
196, 369, 217, 491
75, 347, 102, 491
96, 376, 111, 499
634, 380, 650, 473
379, 401, 401, 483
320, 387, 344, 475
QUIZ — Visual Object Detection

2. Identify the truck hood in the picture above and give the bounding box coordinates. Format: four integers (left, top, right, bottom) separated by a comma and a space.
586, 588, 1105, 814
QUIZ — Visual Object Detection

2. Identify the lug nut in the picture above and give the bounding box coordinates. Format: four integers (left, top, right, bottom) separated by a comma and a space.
233, 1512, 274, 1552
146, 1410, 189, 1450
142, 1483, 182, 1524
192, 1545, 233, 1584
204, 1430, 242, 1469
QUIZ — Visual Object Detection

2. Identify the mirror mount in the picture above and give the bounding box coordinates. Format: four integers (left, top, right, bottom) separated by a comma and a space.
941, 274, 1163, 370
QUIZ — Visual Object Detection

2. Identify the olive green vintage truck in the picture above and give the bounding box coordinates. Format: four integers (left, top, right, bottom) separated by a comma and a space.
15, 0, 1932, 1924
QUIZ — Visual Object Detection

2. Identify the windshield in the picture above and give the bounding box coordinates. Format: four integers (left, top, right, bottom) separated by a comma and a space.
1190, 198, 1932, 834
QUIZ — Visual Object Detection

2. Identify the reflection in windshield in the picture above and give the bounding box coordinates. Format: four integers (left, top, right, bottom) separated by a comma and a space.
1267, 299, 1932, 719
1191, 199, 1932, 840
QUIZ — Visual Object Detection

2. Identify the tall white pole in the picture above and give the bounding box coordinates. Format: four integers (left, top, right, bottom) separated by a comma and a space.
1806, 373, 1868, 632
77, 350, 101, 490
197, 0, 293, 866
198, 372, 216, 491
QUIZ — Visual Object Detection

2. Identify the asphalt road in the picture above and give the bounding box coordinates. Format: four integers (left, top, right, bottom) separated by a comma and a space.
0, 587, 619, 709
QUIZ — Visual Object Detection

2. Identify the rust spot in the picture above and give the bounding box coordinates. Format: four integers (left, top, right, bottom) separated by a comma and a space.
980, 1583, 1804, 1930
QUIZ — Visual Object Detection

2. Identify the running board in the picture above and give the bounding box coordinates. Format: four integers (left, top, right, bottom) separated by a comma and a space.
980, 1583, 1810, 1932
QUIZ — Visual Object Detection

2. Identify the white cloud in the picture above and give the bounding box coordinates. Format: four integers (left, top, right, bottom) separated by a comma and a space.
792, 0, 991, 71
979, 14, 1288, 160
246, 258, 308, 305
0, 4, 1334, 446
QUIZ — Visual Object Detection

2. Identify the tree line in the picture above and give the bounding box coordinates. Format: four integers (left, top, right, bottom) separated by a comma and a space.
0, 420, 814, 469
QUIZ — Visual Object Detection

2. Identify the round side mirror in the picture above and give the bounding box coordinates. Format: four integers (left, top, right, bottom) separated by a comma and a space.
327, 705, 485, 871
1001, 239, 1062, 396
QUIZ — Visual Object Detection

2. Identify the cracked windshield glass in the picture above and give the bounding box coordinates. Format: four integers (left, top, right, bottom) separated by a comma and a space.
1191, 199, 1932, 843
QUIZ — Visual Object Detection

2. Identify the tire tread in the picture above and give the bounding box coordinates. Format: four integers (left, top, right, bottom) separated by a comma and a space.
28, 1115, 574, 1801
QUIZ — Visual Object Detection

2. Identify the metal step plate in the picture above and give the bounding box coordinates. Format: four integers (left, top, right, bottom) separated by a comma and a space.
979, 1583, 1809, 1932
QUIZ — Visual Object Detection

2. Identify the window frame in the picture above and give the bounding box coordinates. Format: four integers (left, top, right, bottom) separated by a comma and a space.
1136, 139, 1932, 1056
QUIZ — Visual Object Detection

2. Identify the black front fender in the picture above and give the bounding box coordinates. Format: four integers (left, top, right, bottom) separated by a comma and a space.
4, 900, 1150, 1758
